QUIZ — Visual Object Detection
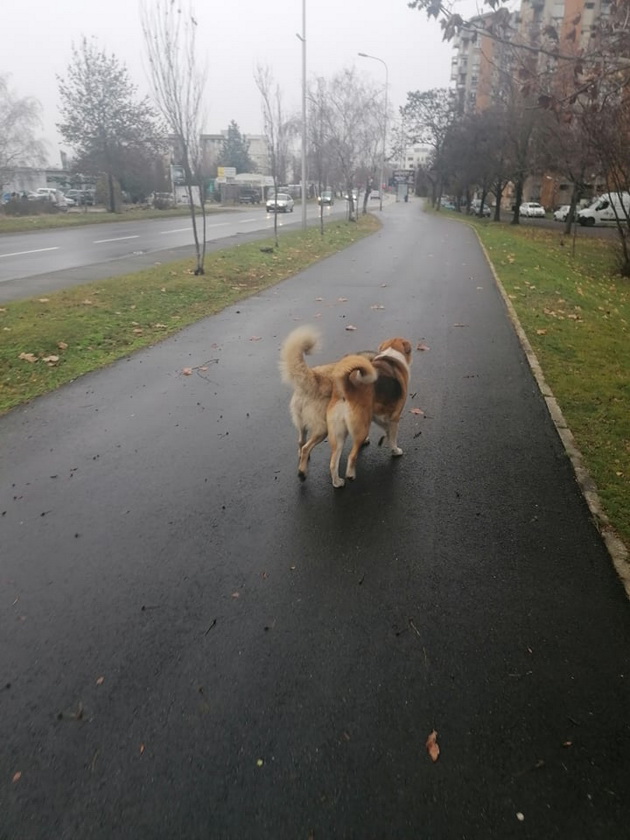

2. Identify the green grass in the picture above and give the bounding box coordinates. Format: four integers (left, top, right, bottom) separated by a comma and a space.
0, 215, 380, 415
465, 217, 630, 549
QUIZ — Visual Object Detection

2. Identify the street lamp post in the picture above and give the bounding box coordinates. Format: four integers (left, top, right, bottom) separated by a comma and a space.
358, 52, 388, 212
297, 1, 307, 230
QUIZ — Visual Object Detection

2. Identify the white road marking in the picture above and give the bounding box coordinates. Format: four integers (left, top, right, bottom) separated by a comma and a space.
206, 222, 230, 228
0, 246, 60, 259
161, 228, 191, 234
238, 217, 258, 223
93, 235, 140, 244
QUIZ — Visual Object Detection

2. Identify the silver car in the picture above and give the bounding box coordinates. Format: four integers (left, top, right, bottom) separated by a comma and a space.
266, 192, 294, 213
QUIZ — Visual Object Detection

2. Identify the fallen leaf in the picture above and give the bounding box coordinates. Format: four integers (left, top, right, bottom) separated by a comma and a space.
410, 407, 425, 416
199, 366, 208, 372
416, 342, 430, 351
12, 771, 22, 783
345, 325, 357, 331
0, 307, 6, 312
96, 676, 105, 686
43, 355, 59, 365
536, 329, 548, 336
231, 591, 240, 599
370, 304, 385, 310
19, 352, 38, 363
426, 729, 440, 762
182, 367, 193, 376
132, 329, 144, 335
338, 297, 348, 302
38, 298, 50, 303
82, 299, 93, 305
256, 758, 264, 767
315, 297, 324, 301
250, 336, 262, 341
516, 813, 525, 822
57, 341, 68, 350
154, 324, 168, 329
453, 323, 468, 328
140, 744, 145, 755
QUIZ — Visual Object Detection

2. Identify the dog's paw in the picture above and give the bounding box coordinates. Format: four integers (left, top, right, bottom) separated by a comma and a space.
361, 437, 370, 447
391, 447, 403, 457
378, 435, 385, 447
332, 476, 345, 488
298, 470, 307, 481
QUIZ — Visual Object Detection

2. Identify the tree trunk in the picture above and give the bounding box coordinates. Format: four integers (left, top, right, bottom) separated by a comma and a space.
511, 178, 524, 225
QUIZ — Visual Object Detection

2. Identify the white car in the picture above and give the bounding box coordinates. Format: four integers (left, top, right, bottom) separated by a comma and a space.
520, 201, 546, 218
553, 205, 571, 222
266, 192, 294, 213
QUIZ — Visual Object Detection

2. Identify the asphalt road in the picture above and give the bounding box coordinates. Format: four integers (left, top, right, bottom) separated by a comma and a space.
2, 198, 629, 839
0, 201, 351, 301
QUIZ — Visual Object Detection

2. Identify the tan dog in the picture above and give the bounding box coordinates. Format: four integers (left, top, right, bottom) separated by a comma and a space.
326, 337, 413, 488
280, 325, 375, 480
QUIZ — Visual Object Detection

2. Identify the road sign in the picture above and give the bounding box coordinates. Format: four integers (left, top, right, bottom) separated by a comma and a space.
393, 169, 415, 185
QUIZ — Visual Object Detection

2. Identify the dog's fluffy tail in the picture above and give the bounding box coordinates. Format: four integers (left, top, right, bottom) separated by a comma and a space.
333, 354, 377, 395
279, 325, 321, 388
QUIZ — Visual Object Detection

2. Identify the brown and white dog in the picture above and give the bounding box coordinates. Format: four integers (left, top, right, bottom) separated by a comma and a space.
326, 337, 413, 488
280, 325, 375, 480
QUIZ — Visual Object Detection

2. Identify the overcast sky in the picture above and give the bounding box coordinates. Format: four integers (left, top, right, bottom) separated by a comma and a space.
4, 0, 484, 166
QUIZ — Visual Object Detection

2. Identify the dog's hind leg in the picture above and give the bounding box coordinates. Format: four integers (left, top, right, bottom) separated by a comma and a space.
345, 417, 372, 481
377, 419, 403, 456
327, 406, 347, 488
297, 432, 327, 480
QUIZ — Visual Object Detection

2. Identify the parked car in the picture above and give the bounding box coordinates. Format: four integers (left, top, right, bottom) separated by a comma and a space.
468, 199, 492, 217
266, 192, 294, 213
239, 188, 261, 205
66, 189, 95, 206
317, 190, 334, 206
577, 192, 630, 226
553, 205, 571, 222
519, 201, 546, 218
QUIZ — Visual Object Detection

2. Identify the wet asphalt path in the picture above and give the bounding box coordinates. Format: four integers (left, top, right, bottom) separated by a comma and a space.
1, 199, 629, 839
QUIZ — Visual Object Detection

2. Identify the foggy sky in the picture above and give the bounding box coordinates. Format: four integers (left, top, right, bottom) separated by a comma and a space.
4, 0, 485, 166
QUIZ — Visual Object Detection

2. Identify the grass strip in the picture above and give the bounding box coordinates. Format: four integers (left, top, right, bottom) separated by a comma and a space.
0, 215, 379, 415
467, 218, 630, 549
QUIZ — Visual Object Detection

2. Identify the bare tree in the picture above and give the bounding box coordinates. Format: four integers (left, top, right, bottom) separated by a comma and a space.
312, 68, 382, 221
141, 0, 208, 274
0, 75, 47, 194
255, 65, 297, 247
400, 88, 459, 208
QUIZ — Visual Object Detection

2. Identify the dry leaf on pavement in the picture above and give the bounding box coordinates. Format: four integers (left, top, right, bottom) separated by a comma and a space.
410, 407, 425, 416
345, 325, 357, 331
182, 368, 193, 376
426, 730, 440, 762
416, 342, 430, 351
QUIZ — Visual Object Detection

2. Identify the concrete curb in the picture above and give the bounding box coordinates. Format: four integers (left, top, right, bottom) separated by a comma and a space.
475, 233, 630, 598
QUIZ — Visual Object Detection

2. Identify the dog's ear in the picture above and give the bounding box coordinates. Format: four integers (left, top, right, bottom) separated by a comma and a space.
401, 339, 412, 356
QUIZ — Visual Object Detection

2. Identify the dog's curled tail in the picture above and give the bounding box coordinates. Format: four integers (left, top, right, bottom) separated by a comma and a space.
279, 325, 321, 386
333, 354, 377, 394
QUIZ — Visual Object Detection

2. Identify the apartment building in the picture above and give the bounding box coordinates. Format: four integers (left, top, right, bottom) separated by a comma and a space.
450, 0, 610, 206
452, 0, 609, 115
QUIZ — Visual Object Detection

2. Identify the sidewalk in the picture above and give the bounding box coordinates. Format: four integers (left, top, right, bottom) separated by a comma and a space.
1, 198, 629, 839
